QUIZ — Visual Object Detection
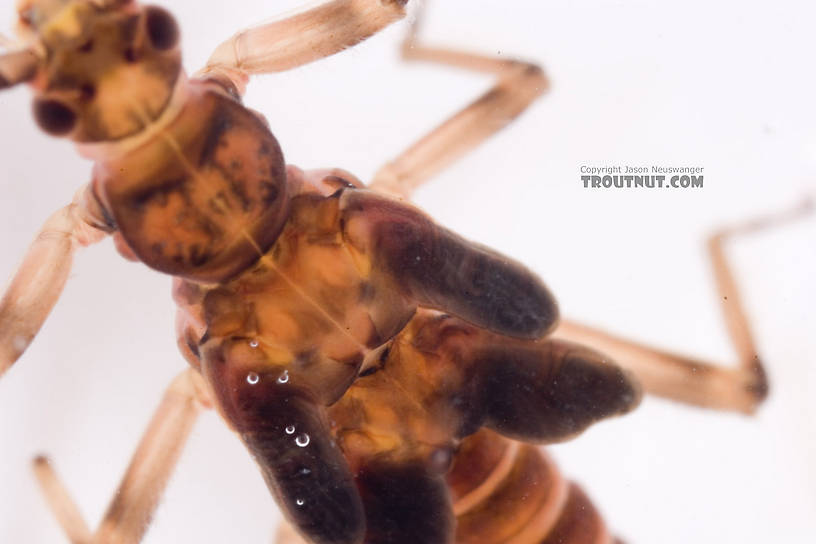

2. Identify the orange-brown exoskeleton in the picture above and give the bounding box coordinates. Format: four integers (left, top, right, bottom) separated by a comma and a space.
0, 1, 810, 543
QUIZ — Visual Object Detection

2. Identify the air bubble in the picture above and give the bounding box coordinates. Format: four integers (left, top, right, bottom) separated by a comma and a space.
295, 499, 305, 506
295, 433, 310, 447
249, 339, 259, 348
285, 425, 296, 435
246, 372, 259, 385
277, 370, 290, 384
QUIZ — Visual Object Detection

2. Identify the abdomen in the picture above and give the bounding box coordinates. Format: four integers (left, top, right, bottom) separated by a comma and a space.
449, 430, 615, 544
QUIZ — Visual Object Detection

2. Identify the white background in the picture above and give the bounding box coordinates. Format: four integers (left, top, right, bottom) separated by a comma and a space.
1, 0, 815, 542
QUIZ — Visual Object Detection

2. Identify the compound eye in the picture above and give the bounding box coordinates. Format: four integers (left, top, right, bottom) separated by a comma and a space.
144, 6, 179, 50
33, 99, 76, 135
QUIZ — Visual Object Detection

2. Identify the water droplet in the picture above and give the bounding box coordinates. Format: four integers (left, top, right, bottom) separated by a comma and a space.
285, 425, 296, 435
246, 372, 259, 385
277, 370, 290, 384
429, 447, 453, 472
295, 499, 305, 506
249, 339, 259, 348
295, 433, 310, 447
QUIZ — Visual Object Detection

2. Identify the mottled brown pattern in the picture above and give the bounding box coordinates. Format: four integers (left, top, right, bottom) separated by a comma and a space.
329, 311, 640, 457
171, 180, 638, 540
319, 310, 636, 542
174, 186, 417, 405
97, 80, 289, 282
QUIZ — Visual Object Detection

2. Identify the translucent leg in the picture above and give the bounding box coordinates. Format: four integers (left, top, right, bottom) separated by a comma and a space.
0, 186, 107, 375
31, 457, 92, 544
554, 199, 813, 414
200, 0, 408, 95
33, 369, 211, 544
368, 2, 549, 197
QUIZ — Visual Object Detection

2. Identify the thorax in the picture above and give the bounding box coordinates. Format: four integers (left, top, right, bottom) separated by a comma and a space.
173, 170, 415, 404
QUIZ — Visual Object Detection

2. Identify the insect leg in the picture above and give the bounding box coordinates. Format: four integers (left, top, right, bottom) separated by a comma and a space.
368, 2, 549, 198
33, 369, 210, 544
31, 458, 92, 544
0, 48, 39, 89
0, 186, 109, 375
554, 199, 813, 414
199, 0, 409, 95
